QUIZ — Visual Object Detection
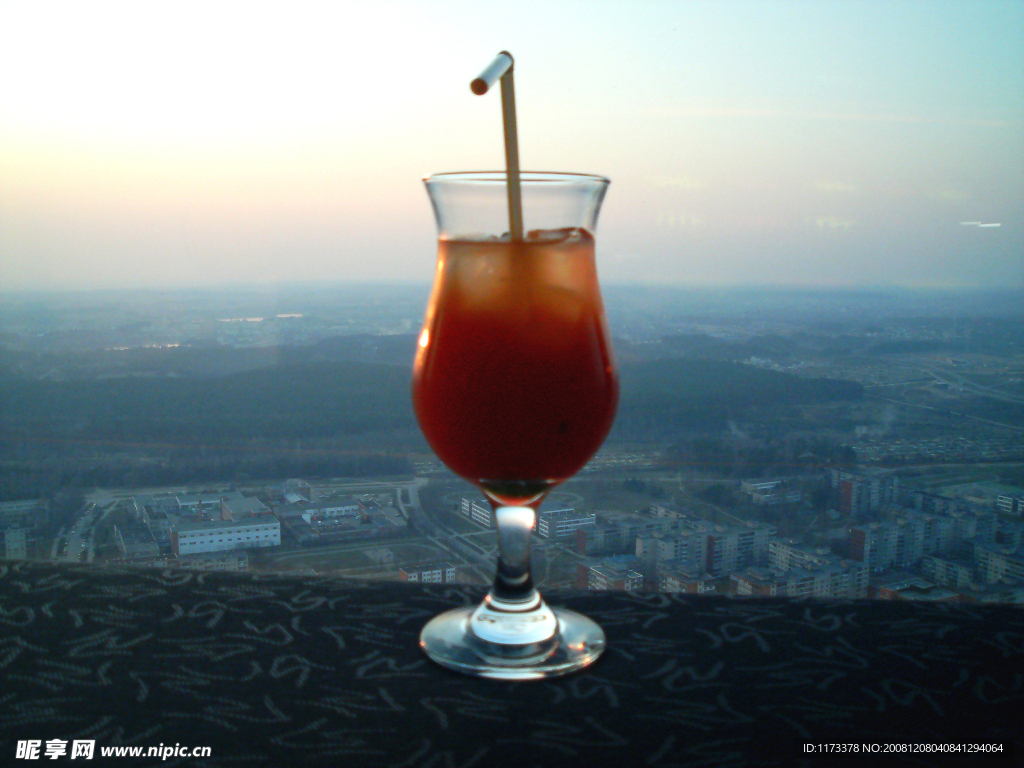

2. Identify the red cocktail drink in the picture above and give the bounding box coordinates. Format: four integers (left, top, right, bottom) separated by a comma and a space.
413, 228, 618, 503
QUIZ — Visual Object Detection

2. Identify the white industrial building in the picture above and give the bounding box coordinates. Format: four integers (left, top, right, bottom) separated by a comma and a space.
171, 517, 280, 555
460, 497, 591, 537
537, 507, 596, 538
400, 562, 457, 583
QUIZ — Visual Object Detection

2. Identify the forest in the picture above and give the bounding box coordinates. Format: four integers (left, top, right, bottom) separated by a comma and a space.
0, 355, 862, 499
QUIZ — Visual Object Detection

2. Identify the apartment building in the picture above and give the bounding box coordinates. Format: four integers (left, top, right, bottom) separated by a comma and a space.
733, 559, 867, 598
659, 563, 716, 594
695, 521, 776, 577
537, 508, 596, 538
586, 561, 643, 592
577, 515, 681, 555
768, 539, 836, 571
0, 498, 48, 528
740, 478, 784, 494
996, 493, 1024, 517
458, 498, 580, 535
920, 554, 976, 589
460, 498, 494, 528
400, 562, 457, 584
2, 528, 28, 559
830, 468, 898, 517
740, 478, 801, 506
852, 510, 964, 572
636, 527, 707, 569
973, 541, 1024, 584
177, 551, 249, 572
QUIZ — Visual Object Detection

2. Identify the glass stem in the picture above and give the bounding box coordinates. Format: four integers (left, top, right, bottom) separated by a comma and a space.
490, 505, 537, 605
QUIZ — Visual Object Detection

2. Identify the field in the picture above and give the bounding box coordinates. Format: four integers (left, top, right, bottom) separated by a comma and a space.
899, 464, 1010, 491
260, 538, 454, 577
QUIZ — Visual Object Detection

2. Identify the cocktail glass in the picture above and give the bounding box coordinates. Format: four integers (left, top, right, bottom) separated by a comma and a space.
413, 171, 617, 679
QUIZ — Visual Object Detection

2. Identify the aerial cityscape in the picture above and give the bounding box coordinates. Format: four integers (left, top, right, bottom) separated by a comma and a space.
0, 0, 1021, 760
2, 283, 1021, 603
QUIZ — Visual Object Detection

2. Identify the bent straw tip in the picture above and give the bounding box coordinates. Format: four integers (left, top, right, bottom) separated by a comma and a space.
470, 51, 514, 96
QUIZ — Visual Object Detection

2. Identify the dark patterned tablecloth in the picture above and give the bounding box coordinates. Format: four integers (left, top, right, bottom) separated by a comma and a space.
1, 560, 1021, 767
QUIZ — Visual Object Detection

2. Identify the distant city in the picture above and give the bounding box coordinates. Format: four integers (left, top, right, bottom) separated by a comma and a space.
1, 283, 1022, 603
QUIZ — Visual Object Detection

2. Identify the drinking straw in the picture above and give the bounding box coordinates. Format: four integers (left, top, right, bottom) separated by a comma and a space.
471, 51, 524, 241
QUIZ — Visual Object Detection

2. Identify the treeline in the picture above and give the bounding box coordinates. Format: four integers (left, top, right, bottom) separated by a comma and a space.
0, 451, 412, 502
1, 356, 862, 499
659, 333, 797, 360
0, 333, 419, 381
611, 358, 863, 442
659, 318, 1024, 359
1, 358, 861, 445
665, 435, 858, 477
1, 362, 418, 442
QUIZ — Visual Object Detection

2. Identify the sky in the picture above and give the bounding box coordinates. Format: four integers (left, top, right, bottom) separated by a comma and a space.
1, 0, 1022, 291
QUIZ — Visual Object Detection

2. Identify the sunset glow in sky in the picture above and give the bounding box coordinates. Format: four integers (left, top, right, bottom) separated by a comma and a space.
1, 0, 1022, 290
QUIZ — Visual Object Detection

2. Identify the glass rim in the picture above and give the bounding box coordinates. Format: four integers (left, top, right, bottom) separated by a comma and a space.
424, 171, 610, 185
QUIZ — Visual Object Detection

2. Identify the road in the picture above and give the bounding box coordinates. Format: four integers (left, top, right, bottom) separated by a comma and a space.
867, 393, 1024, 432
405, 491, 493, 583
918, 364, 1024, 405
52, 502, 109, 563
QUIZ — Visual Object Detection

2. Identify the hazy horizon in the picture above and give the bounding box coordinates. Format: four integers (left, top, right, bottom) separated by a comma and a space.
3, 279, 1023, 313
2, 0, 1022, 291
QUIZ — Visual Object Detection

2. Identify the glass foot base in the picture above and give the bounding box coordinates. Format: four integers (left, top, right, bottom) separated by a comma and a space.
419, 605, 606, 680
